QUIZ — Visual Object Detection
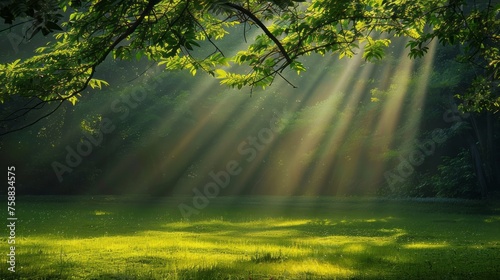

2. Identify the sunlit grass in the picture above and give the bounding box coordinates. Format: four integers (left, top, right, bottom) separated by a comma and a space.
1, 196, 499, 279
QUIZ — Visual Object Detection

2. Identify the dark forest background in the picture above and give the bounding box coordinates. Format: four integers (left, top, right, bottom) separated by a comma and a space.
1, 21, 499, 199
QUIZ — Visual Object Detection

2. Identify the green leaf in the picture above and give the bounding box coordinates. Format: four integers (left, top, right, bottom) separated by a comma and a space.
135, 50, 144, 61
290, 61, 306, 75
8, 59, 21, 70
215, 69, 227, 79
88, 79, 109, 89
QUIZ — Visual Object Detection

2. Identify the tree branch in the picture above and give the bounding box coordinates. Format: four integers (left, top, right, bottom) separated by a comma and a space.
0, 0, 160, 136
224, 2, 293, 66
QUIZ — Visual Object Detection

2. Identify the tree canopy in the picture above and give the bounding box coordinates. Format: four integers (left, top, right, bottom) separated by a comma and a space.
0, 0, 498, 134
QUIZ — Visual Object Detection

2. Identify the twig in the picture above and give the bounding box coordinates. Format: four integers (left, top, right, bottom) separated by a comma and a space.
224, 2, 292, 65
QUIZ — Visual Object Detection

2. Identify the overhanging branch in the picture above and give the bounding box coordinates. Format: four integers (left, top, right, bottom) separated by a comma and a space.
224, 2, 293, 66
0, 0, 160, 136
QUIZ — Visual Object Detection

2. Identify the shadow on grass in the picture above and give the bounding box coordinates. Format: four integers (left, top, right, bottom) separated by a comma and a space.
4, 196, 500, 279
14, 196, 499, 239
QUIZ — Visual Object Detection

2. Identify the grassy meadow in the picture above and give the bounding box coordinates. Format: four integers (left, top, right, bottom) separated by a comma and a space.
1, 196, 499, 279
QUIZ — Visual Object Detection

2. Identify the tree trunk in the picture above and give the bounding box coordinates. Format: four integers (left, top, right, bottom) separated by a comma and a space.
468, 113, 499, 198
469, 140, 488, 198
485, 112, 500, 193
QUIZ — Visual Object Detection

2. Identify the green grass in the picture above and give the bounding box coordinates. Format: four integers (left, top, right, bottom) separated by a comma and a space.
1, 196, 499, 279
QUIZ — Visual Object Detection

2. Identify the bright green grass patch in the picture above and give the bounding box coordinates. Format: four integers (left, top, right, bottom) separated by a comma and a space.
0, 196, 499, 279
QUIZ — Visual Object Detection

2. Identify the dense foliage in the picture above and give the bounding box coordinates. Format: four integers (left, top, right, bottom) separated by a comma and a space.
1, 1, 498, 122
0, 0, 499, 198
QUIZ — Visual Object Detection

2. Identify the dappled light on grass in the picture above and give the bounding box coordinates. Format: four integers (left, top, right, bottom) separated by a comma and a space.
16, 218, 394, 279
93, 210, 112, 216
404, 243, 449, 249
4, 197, 500, 279
484, 216, 500, 223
